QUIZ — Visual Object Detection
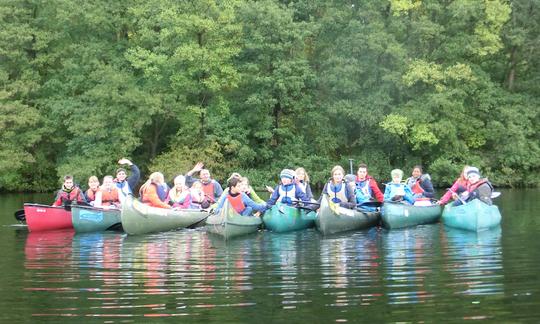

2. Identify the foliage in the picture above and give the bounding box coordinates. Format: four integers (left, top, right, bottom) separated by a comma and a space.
0, 0, 539, 192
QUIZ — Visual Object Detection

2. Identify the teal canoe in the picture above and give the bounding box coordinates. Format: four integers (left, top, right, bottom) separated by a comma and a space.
71, 205, 122, 233
316, 195, 380, 235
206, 202, 262, 239
262, 203, 316, 233
121, 197, 210, 235
442, 199, 501, 231
381, 202, 441, 229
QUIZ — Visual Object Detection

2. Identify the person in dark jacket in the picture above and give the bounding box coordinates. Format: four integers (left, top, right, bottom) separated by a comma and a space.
405, 165, 435, 199
114, 158, 140, 201
455, 167, 493, 206
52, 175, 86, 207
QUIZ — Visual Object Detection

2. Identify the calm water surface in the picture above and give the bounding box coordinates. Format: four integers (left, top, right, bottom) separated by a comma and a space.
0, 189, 539, 322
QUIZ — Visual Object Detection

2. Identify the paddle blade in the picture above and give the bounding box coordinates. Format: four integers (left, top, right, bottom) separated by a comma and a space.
491, 191, 501, 199
358, 201, 382, 208
14, 209, 26, 222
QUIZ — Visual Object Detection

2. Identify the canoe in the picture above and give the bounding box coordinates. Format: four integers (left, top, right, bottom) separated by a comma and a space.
71, 205, 122, 233
441, 199, 501, 231
24, 203, 73, 232
381, 202, 441, 229
316, 195, 380, 235
121, 197, 210, 235
206, 202, 262, 239
262, 203, 316, 233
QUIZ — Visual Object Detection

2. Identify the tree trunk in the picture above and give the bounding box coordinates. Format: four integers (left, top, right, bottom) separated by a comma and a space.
506, 46, 517, 91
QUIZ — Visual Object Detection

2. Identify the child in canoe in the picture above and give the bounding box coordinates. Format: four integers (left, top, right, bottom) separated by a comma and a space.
384, 169, 415, 205
214, 176, 267, 216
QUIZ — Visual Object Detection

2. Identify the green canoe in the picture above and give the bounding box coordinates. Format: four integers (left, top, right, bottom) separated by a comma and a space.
381, 202, 441, 229
71, 205, 122, 233
316, 195, 380, 235
121, 197, 210, 235
262, 203, 316, 233
442, 199, 501, 231
206, 202, 262, 239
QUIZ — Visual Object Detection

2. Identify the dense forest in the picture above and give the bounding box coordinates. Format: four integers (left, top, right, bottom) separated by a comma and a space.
1, 0, 539, 192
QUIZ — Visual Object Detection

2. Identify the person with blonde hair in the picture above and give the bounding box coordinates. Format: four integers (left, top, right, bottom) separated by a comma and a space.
320, 165, 356, 209
294, 167, 314, 201
139, 172, 171, 209
383, 169, 415, 204
94, 175, 121, 208
438, 165, 471, 205
168, 175, 192, 209
85, 176, 100, 204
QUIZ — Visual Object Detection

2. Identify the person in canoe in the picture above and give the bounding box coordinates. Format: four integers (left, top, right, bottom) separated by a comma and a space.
185, 162, 223, 203
384, 169, 415, 204
294, 167, 314, 201
214, 176, 267, 216
454, 167, 493, 206
405, 165, 435, 201
85, 176, 100, 205
168, 175, 192, 209
354, 163, 384, 207
139, 172, 171, 209
320, 165, 356, 209
52, 175, 87, 207
266, 169, 311, 208
94, 175, 121, 208
437, 165, 471, 206
189, 181, 211, 209
114, 158, 141, 200
240, 176, 265, 204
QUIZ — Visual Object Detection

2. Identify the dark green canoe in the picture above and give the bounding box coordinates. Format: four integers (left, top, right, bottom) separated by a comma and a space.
316, 195, 380, 235
71, 205, 122, 233
381, 202, 441, 229
442, 199, 501, 231
121, 197, 210, 235
206, 202, 262, 239
262, 203, 316, 233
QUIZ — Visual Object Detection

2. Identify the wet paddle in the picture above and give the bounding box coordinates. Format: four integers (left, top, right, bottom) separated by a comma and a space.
491, 192, 501, 199
358, 201, 382, 208
14, 209, 25, 222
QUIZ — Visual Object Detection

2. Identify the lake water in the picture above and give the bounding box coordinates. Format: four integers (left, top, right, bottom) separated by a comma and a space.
0, 189, 539, 322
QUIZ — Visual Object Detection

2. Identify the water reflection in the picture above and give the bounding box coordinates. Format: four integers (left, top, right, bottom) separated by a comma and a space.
441, 226, 503, 296
382, 226, 438, 305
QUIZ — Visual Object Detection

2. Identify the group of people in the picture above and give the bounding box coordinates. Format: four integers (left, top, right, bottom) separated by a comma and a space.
53, 159, 494, 216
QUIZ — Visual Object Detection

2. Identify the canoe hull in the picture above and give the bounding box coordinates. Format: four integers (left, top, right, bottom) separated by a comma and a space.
121, 198, 209, 235
262, 203, 315, 233
316, 195, 380, 235
71, 206, 122, 233
442, 199, 501, 231
206, 203, 262, 239
24, 204, 73, 232
381, 202, 441, 229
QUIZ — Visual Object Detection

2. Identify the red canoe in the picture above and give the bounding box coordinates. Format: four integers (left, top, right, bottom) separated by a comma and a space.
24, 203, 73, 232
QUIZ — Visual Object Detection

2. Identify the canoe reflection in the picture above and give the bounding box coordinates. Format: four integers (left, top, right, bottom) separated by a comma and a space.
441, 226, 503, 296
25, 229, 75, 269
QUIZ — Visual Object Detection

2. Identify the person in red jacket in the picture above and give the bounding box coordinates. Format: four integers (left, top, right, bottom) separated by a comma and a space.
139, 172, 171, 209
52, 175, 86, 207
354, 163, 384, 206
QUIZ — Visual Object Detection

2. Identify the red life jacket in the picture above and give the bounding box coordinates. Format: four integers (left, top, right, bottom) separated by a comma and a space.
202, 181, 216, 202
467, 178, 489, 193
411, 180, 425, 195
58, 187, 83, 204
226, 193, 245, 214
101, 188, 120, 206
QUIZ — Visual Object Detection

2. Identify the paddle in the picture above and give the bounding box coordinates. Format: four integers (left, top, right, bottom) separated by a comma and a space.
491, 191, 501, 199
348, 158, 354, 175
447, 188, 466, 205
14, 209, 25, 222
358, 201, 382, 208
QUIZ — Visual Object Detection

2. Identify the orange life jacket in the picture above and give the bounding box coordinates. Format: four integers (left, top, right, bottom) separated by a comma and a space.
226, 193, 245, 214
86, 188, 98, 202
101, 188, 120, 206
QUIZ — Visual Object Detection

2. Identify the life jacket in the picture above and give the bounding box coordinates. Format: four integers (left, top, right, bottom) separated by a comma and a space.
139, 183, 165, 203
276, 184, 298, 205
226, 193, 246, 214
169, 188, 189, 204
326, 181, 348, 203
115, 180, 131, 197
386, 183, 407, 199
356, 178, 372, 199
201, 181, 216, 203
406, 176, 425, 195
101, 188, 120, 206
467, 179, 493, 194
58, 186, 83, 205
297, 181, 307, 193
86, 188, 98, 202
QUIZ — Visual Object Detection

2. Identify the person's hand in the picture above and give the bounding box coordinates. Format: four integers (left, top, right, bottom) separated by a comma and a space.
436, 200, 443, 205
118, 158, 133, 166
265, 185, 274, 193
188, 162, 204, 175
